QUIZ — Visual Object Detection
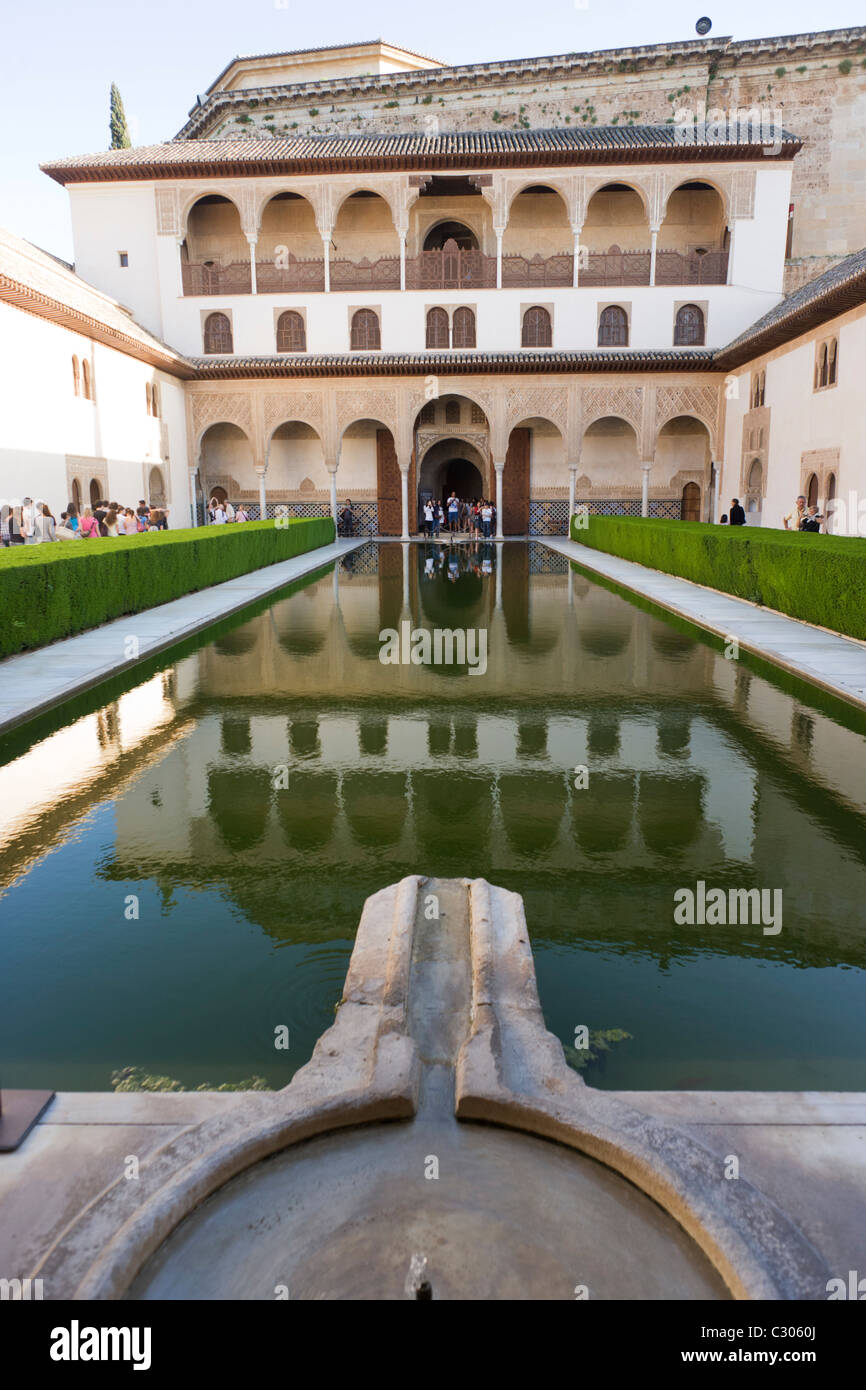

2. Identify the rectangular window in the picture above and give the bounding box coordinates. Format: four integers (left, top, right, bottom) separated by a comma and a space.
119, 252, 129, 268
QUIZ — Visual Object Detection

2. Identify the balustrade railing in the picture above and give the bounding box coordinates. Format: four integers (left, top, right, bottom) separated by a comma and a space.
181, 245, 730, 294
181, 261, 252, 295
654, 249, 729, 285
405, 248, 497, 290
256, 257, 326, 293
502, 252, 574, 287
330, 256, 401, 291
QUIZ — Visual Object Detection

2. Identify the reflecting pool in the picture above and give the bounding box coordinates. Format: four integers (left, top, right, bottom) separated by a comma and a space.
2, 541, 865, 1092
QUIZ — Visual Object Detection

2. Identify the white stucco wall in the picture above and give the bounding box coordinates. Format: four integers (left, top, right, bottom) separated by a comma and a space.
0, 300, 190, 521
720, 304, 866, 533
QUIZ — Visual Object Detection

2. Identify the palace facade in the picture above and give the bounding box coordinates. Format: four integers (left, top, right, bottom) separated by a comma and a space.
3, 32, 866, 535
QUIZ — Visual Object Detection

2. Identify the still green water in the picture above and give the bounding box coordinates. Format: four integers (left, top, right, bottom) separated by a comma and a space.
1, 541, 865, 1092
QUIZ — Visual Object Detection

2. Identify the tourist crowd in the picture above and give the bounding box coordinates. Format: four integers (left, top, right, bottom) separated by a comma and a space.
420, 493, 498, 539
0, 498, 169, 545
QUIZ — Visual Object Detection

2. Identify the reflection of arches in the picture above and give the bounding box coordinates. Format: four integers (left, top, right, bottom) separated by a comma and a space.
423, 221, 478, 251
413, 772, 490, 858
500, 773, 566, 855
289, 718, 320, 759
342, 771, 406, 847
213, 628, 256, 656
572, 773, 634, 853
277, 771, 337, 851
221, 717, 252, 755
681, 481, 701, 521
207, 768, 272, 852
579, 622, 630, 658
650, 626, 696, 661
657, 711, 691, 757
638, 774, 704, 853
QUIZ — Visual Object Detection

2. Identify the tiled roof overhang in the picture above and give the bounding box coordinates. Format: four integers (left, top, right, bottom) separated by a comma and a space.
41, 125, 801, 184
188, 349, 717, 378
715, 249, 866, 368
0, 274, 195, 377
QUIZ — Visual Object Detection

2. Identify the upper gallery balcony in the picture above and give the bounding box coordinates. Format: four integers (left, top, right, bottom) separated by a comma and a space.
179, 179, 730, 296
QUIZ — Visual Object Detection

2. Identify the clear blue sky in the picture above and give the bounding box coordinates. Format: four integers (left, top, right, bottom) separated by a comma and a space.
3, 0, 864, 261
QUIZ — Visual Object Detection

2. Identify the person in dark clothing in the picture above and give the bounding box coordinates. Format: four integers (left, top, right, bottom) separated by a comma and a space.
729, 498, 746, 526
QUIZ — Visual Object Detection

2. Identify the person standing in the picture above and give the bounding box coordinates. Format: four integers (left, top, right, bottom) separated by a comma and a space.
236, 504, 249, 524
783, 495, 807, 531
423, 499, 434, 538
22, 497, 37, 544
224, 499, 236, 523
79, 508, 100, 538
729, 498, 746, 526
34, 504, 57, 542
447, 491, 459, 534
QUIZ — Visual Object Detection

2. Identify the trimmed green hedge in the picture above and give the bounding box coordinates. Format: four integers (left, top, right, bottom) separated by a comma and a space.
0, 517, 334, 657
570, 515, 866, 640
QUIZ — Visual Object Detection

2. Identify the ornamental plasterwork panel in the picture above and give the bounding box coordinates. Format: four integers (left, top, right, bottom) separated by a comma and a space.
415, 429, 490, 462
335, 388, 398, 439
192, 392, 254, 448
579, 385, 644, 436
154, 187, 181, 237
505, 385, 568, 436
655, 384, 720, 449
263, 391, 325, 439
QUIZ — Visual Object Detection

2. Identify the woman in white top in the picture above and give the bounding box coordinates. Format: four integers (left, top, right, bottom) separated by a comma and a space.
34, 505, 57, 542
103, 509, 120, 537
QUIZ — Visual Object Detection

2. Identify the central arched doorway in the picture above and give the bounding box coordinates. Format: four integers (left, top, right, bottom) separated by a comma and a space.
418, 447, 486, 519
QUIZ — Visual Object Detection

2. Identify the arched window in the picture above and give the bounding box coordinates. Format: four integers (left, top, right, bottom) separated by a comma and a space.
350, 308, 380, 351
425, 307, 449, 350
151, 384, 159, 418
452, 306, 476, 349
145, 383, 152, 415
203, 312, 233, 354
522, 306, 552, 348
71, 356, 80, 396
89, 478, 101, 507
819, 344, 829, 389
276, 310, 305, 353
81, 359, 92, 400
444, 399, 461, 425
806, 472, 819, 509
674, 303, 705, 346
748, 458, 763, 493
828, 338, 838, 385
760, 371, 766, 405
598, 305, 628, 348
71, 478, 82, 511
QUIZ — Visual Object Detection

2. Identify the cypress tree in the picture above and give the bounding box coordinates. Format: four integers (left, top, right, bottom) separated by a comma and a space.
109, 83, 131, 149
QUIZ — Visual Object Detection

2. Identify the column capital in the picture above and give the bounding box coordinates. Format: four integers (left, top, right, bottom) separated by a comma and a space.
494, 459, 505, 472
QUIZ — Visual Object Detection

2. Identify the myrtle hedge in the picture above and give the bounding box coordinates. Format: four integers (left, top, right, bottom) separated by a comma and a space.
571, 515, 866, 639
0, 517, 334, 657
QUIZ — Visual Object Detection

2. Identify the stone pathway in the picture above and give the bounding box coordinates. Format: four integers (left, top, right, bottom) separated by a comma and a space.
544, 537, 866, 710
0, 539, 362, 736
